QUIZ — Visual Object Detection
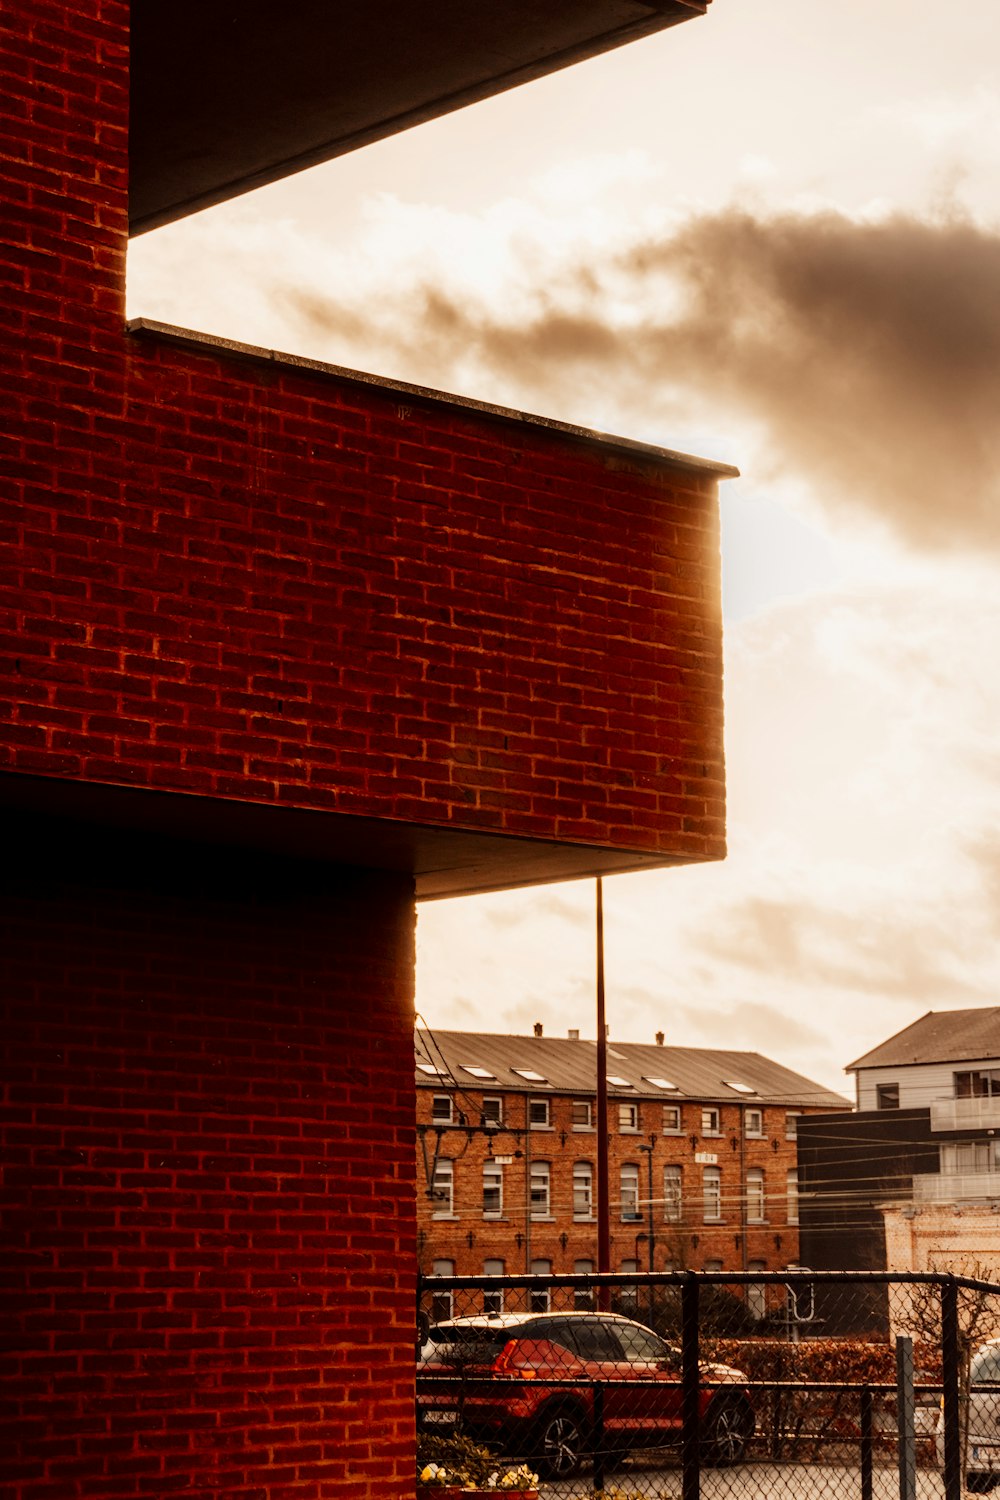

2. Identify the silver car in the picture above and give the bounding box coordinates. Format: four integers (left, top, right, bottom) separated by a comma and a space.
937, 1339, 1000, 1492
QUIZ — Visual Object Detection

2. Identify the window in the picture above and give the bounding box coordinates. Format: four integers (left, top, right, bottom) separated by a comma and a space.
483, 1161, 503, 1218
530, 1258, 551, 1312
746, 1168, 766, 1223
785, 1112, 800, 1140
701, 1107, 721, 1136
663, 1104, 682, 1134
955, 1069, 1000, 1098
432, 1157, 454, 1218
431, 1094, 453, 1124
876, 1083, 900, 1110
619, 1101, 640, 1133
482, 1096, 502, 1126
941, 1140, 996, 1173
530, 1161, 551, 1219
704, 1258, 723, 1273
572, 1099, 593, 1130
431, 1259, 454, 1321
703, 1166, 722, 1221
573, 1260, 594, 1310
512, 1068, 548, 1083
529, 1098, 551, 1129
573, 1161, 594, 1220
620, 1162, 641, 1221
663, 1164, 682, 1223
461, 1065, 496, 1080
644, 1076, 679, 1093
723, 1080, 757, 1096
483, 1259, 504, 1314
787, 1168, 799, 1225
745, 1108, 764, 1138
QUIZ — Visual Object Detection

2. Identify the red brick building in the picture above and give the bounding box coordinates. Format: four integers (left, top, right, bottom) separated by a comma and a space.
416, 1028, 850, 1301
2, 5, 726, 1498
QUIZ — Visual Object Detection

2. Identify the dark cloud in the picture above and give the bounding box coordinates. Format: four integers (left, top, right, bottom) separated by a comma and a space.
281, 209, 1000, 551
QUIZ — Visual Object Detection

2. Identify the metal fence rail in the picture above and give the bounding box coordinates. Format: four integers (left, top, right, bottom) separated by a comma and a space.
416, 1270, 1000, 1499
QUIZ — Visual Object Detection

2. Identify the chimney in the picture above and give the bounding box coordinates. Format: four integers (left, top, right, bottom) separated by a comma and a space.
567, 1028, 579, 1042
533, 1021, 543, 1038
655, 1031, 665, 1046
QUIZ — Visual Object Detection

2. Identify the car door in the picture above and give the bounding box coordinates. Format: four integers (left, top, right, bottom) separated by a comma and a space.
611, 1318, 684, 1440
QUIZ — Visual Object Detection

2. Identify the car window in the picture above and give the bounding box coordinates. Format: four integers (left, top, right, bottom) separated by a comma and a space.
523, 1320, 576, 1354
570, 1319, 626, 1361
426, 1326, 511, 1364
615, 1321, 670, 1362
971, 1347, 1000, 1386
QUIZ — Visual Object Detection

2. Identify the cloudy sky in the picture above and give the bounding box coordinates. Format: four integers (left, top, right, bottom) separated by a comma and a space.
128, 0, 1000, 1097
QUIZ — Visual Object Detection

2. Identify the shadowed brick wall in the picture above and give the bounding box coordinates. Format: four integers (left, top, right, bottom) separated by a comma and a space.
2, 837, 416, 1499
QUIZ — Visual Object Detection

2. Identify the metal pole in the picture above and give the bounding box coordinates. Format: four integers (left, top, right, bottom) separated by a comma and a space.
681, 1272, 701, 1500
860, 1385, 874, 1500
942, 1276, 962, 1500
896, 1335, 916, 1500
596, 877, 610, 1282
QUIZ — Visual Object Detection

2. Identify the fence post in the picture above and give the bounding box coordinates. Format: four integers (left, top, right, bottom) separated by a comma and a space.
860, 1385, 873, 1500
896, 1335, 916, 1500
941, 1274, 962, 1500
682, 1271, 701, 1500
592, 1379, 606, 1495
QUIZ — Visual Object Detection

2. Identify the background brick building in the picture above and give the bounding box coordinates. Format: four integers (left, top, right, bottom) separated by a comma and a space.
416, 1028, 849, 1308
2, 4, 725, 1497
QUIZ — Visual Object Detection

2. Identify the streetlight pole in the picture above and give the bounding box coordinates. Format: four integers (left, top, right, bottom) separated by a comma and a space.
639, 1135, 656, 1323
596, 878, 610, 1283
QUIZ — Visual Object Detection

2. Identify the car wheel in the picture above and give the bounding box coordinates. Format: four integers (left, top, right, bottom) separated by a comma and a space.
700, 1397, 754, 1467
535, 1407, 588, 1479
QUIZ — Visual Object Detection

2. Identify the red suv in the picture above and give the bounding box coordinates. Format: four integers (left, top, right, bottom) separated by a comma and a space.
416, 1310, 754, 1479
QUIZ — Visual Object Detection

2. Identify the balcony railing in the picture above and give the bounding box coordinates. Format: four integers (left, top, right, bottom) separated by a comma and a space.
930, 1094, 1000, 1131
913, 1168, 1000, 1203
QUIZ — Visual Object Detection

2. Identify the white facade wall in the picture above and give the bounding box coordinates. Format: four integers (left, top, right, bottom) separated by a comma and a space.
854, 1060, 1000, 1112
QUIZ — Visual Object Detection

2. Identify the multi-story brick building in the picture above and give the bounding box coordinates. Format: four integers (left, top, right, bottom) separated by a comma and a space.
416, 1027, 849, 1307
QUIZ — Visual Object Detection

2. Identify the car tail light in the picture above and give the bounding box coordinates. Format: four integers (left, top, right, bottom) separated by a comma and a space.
492, 1342, 538, 1379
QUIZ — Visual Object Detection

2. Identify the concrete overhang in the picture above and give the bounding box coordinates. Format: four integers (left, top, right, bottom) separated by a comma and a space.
130, 0, 712, 234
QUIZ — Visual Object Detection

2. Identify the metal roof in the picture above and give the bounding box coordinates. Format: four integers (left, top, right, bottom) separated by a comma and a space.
848, 1008, 1000, 1072
415, 1028, 850, 1108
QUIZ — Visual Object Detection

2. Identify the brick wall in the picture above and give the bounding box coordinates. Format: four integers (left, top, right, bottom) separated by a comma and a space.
1, 0, 725, 868
1, 834, 417, 1499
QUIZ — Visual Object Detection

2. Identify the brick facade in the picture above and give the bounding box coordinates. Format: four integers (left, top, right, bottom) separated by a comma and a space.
1, 4, 730, 1497
416, 1034, 848, 1295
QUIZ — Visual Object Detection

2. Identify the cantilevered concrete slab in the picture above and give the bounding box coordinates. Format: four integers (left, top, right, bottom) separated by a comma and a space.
130, 0, 712, 233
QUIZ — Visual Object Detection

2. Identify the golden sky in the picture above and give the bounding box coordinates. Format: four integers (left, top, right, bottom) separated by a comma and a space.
129, 0, 1000, 1093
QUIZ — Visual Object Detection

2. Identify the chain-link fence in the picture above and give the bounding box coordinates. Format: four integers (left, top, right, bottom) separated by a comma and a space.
416, 1270, 1000, 1499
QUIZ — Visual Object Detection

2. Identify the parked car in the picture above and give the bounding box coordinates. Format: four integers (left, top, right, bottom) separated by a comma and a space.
416, 1310, 755, 1479
936, 1338, 1000, 1492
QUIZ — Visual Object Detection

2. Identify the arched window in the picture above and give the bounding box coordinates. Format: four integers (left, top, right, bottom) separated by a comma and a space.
620, 1161, 641, 1220
573, 1160, 594, 1220
663, 1164, 682, 1223
703, 1165, 722, 1221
